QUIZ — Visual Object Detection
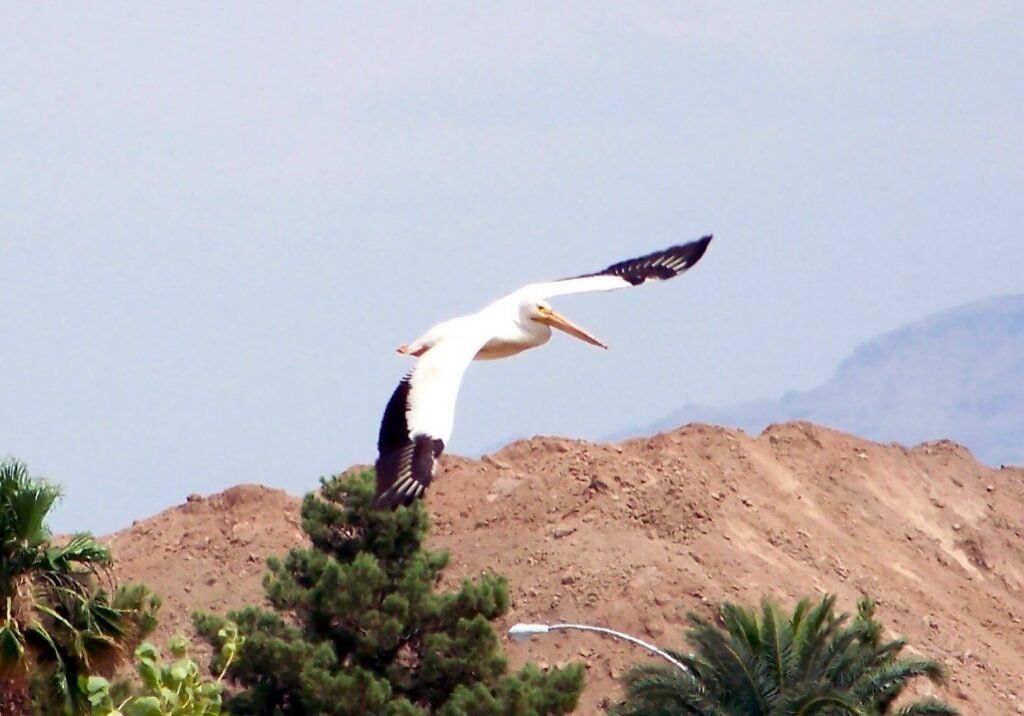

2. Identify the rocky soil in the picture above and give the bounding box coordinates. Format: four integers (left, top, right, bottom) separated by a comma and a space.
105, 422, 1024, 713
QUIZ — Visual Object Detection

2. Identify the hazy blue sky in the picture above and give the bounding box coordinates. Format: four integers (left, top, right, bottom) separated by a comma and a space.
2, 3, 1021, 533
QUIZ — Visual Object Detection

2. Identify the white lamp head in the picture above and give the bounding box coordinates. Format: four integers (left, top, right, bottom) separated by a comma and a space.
507, 623, 551, 643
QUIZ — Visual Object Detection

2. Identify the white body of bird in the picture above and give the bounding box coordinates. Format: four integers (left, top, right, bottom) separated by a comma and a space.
402, 294, 590, 362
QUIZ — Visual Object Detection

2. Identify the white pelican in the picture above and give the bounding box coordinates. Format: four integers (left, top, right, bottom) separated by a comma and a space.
374, 235, 712, 509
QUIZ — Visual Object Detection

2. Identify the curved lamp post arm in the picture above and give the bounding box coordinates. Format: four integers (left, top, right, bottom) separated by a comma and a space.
508, 622, 691, 675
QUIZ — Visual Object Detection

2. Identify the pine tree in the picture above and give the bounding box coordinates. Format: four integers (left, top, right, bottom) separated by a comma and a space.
195, 469, 584, 715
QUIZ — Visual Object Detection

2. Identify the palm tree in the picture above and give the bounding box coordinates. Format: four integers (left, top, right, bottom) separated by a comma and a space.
0, 458, 158, 715
610, 594, 959, 716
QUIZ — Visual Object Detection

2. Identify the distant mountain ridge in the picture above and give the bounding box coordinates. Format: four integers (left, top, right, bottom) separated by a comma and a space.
611, 294, 1024, 466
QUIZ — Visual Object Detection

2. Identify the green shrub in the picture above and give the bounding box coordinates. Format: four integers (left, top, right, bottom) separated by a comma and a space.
195, 469, 584, 715
83, 623, 243, 716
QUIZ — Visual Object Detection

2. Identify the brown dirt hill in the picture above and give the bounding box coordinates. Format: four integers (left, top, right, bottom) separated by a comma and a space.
103, 422, 1024, 714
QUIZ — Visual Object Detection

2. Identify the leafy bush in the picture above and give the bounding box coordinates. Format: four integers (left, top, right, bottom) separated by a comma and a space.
84, 623, 243, 716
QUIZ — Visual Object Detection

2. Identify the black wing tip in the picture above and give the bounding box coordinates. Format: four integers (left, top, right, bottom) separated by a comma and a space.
662, 234, 713, 273
372, 487, 419, 510
373, 436, 444, 511
372, 476, 428, 511
373, 472, 423, 510
687, 234, 713, 264
597, 234, 714, 285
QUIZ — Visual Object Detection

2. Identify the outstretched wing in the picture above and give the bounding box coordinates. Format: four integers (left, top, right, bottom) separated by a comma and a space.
374, 324, 490, 509
524, 235, 712, 299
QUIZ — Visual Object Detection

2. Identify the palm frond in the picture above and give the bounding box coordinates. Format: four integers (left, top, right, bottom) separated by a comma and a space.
33, 602, 80, 635
852, 658, 946, 705
0, 619, 26, 675
0, 460, 61, 547
686, 619, 770, 713
893, 699, 961, 716
618, 662, 701, 692
24, 618, 65, 669
789, 598, 812, 636
45, 534, 112, 571
0, 459, 31, 484
671, 650, 716, 685
84, 599, 128, 639
613, 662, 719, 716
853, 598, 882, 648
830, 648, 877, 690
832, 636, 911, 691
795, 595, 844, 681
816, 625, 866, 683
761, 597, 796, 694
80, 630, 120, 654
863, 637, 909, 670
791, 693, 865, 716
720, 602, 761, 651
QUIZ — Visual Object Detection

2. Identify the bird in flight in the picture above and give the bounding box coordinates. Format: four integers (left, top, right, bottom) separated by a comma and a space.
374, 235, 713, 509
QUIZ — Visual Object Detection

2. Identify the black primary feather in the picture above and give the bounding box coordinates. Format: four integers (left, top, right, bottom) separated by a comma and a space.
374, 375, 445, 509
571, 235, 712, 286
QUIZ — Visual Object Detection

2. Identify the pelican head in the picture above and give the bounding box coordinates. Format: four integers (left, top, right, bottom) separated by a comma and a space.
528, 301, 607, 349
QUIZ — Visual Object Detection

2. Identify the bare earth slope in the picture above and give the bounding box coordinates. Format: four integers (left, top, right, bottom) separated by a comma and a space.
105, 422, 1024, 713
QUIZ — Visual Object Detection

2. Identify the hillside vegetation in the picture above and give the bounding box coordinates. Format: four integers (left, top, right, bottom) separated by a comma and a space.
103, 422, 1024, 713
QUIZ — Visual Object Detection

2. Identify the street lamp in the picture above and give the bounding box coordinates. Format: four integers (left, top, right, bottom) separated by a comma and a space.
507, 622, 691, 674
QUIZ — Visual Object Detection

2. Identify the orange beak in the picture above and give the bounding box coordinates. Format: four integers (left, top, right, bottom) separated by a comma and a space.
537, 307, 607, 349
